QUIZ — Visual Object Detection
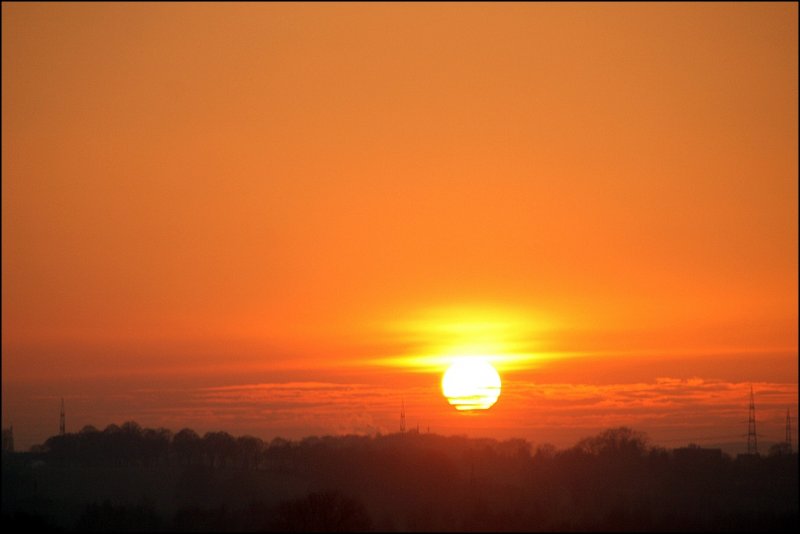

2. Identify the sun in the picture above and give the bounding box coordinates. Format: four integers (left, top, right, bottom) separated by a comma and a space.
441, 357, 502, 411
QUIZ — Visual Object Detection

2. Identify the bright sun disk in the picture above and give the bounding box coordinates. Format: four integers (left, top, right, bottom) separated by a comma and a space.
441, 357, 501, 411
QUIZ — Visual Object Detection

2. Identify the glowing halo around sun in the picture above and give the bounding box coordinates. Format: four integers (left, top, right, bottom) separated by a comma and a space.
441, 357, 502, 411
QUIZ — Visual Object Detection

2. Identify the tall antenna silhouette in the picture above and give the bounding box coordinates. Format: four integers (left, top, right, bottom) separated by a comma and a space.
400, 398, 406, 433
59, 398, 66, 436
786, 408, 792, 453
747, 386, 757, 455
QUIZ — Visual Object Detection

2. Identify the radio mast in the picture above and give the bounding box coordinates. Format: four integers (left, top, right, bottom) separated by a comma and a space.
59, 397, 66, 436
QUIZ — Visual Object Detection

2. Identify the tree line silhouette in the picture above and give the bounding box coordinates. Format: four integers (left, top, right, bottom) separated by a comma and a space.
2, 422, 797, 531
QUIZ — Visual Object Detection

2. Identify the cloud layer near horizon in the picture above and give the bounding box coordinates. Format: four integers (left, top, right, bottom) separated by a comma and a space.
13, 377, 794, 454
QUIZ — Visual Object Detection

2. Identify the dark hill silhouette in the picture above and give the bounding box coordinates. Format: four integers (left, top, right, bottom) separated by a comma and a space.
2, 423, 797, 531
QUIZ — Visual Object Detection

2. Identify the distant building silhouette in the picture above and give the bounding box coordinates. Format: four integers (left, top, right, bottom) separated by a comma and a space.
400, 399, 406, 433
1, 426, 13, 453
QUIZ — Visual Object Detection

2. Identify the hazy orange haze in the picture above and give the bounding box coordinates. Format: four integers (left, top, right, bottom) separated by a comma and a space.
2, 2, 797, 451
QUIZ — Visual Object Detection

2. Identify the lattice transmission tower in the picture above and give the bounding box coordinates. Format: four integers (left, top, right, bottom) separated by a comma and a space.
400, 399, 406, 433
746, 386, 757, 455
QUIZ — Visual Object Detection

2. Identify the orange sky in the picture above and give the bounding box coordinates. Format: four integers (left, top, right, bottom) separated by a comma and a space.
2, 2, 797, 452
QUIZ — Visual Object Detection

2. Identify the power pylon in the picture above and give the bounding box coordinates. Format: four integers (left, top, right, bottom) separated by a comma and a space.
59, 397, 66, 436
747, 386, 757, 455
400, 399, 406, 433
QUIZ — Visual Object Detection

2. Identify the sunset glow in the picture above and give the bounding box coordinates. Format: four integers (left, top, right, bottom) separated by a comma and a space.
2, 2, 797, 455
367, 306, 554, 373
